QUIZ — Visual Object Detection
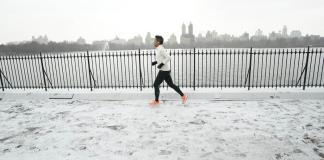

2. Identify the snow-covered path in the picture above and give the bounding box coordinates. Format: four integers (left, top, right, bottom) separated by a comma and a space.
0, 99, 324, 160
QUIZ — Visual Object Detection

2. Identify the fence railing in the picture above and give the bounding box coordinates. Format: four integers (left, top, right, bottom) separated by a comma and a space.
0, 46, 323, 91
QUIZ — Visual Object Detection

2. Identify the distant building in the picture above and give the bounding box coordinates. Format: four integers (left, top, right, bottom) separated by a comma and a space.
182, 23, 186, 35
206, 31, 213, 42
145, 32, 154, 47
6, 41, 26, 45
180, 22, 195, 46
128, 35, 143, 46
255, 29, 263, 37
196, 33, 205, 43
290, 30, 302, 38
204, 30, 218, 42
167, 34, 178, 45
211, 30, 218, 39
251, 29, 267, 41
76, 37, 86, 45
239, 32, 249, 41
109, 36, 127, 45
282, 25, 288, 37
32, 35, 49, 44
309, 34, 320, 40
92, 40, 109, 50
269, 31, 282, 41
188, 23, 193, 35
218, 34, 234, 42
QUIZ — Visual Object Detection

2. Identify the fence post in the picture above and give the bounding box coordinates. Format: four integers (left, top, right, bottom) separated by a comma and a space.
247, 47, 253, 90
138, 49, 143, 91
0, 70, 3, 91
87, 51, 93, 91
0, 57, 4, 91
303, 46, 310, 90
193, 48, 196, 91
39, 52, 48, 91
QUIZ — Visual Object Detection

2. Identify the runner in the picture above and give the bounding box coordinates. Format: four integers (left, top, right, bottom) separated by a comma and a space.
149, 35, 187, 106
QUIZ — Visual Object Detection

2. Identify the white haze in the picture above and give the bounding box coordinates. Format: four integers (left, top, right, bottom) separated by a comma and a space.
0, 0, 323, 44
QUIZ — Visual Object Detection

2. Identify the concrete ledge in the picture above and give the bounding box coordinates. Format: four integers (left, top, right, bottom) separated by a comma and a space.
0, 88, 323, 100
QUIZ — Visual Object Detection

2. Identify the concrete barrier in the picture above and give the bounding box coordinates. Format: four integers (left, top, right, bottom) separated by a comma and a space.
0, 88, 323, 101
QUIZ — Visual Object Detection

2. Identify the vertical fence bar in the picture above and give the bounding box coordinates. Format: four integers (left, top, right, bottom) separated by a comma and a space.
76, 53, 82, 88
24, 55, 31, 88
275, 49, 280, 89
186, 50, 188, 88
213, 49, 216, 88
319, 49, 324, 86
119, 52, 124, 88
247, 47, 253, 90
224, 50, 227, 88
303, 46, 310, 90
232, 50, 236, 87
193, 48, 196, 90
181, 50, 184, 88
308, 48, 315, 87
202, 50, 204, 87
251, 48, 256, 88
86, 51, 93, 91
138, 49, 143, 91
131, 51, 135, 88
229, 50, 232, 88
39, 52, 48, 91
9, 55, 23, 89
218, 50, 220, 88
313, 49, 320, 87
221, 50, 224, 89
172, 50, 175, 85
260, 50, 264, 88
0, 57, 4, 91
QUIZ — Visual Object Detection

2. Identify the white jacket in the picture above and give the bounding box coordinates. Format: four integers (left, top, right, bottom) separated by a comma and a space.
155, 45, 171, 71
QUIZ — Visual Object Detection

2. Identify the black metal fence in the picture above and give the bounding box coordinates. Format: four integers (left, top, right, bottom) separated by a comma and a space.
0, 46, 323, 91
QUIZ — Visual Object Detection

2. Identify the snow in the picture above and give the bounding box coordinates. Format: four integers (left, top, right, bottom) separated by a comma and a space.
0, 96, 324, 160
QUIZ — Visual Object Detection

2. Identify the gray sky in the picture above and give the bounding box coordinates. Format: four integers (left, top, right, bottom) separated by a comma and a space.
1, 0, 323, 44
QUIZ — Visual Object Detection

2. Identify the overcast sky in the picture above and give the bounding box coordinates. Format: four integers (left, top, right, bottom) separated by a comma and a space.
1, 0, 323, 44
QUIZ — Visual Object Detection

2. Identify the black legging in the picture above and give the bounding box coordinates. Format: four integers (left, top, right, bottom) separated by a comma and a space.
153, 70, 184, 101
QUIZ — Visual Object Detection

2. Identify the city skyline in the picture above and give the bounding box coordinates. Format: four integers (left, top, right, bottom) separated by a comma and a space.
9, 23, 316, 46
2, 22, 322, 54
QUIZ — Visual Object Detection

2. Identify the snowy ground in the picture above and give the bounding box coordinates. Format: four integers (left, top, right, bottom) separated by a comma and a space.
0, 98, 324, 160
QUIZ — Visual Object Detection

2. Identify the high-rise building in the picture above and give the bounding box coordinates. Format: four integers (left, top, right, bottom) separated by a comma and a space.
109, 36, 127, 45
188, 22, 193, 35
206, 31, 212, 42
76, 37, 86, 45
92, 40, 109, 50
251, 29, 267, 41
255, 29, 263, 37
211, 30, 218, 39
290, 30, 302, 38
167, 34, 178, 45
145, 32, 154, 47
282, 25, 288, 37
182, 23, 186, 35
239, 32, 250, 41
180, 23, 195, 46
269, 31, 281, 41
128, 35, 143, 46
32, 35, 49, 44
